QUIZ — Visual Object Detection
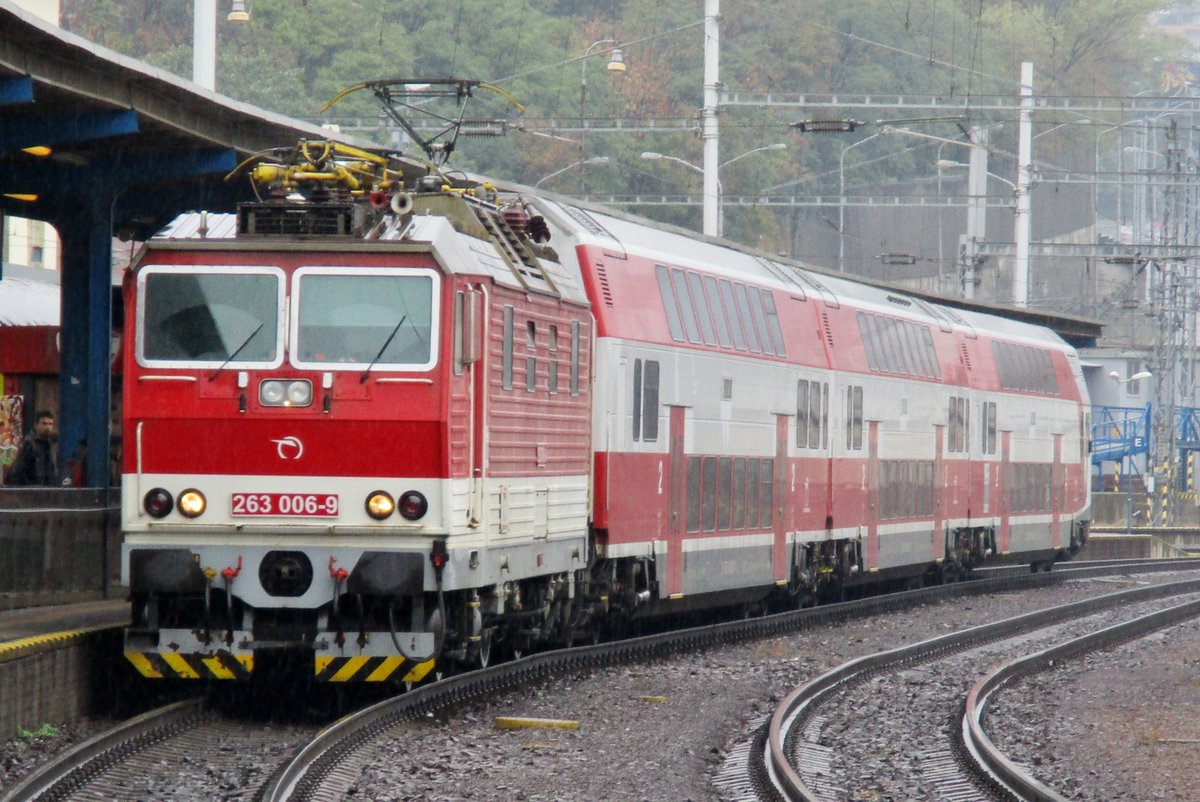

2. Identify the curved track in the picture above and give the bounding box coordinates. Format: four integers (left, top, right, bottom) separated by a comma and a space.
763, 577, 1200, 801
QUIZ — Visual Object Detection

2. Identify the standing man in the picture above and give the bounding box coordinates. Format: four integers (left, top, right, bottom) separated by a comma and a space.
5, 409, 58, 486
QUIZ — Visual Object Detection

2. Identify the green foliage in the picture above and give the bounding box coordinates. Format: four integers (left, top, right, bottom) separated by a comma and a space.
18, 723, 60, 740
57, 0, 1179, 242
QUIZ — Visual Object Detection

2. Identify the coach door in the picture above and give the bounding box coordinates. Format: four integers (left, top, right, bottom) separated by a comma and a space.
773, 415, 790, 583
666, 405, 686, 597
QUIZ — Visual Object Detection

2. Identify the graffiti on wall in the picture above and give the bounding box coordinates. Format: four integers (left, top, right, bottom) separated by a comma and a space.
1, 393, 24, 469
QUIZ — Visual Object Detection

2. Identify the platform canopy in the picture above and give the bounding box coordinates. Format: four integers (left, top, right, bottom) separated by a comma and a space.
0, 0, 360, 486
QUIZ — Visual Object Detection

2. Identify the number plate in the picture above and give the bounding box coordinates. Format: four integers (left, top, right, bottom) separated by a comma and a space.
231, 492, 340, 517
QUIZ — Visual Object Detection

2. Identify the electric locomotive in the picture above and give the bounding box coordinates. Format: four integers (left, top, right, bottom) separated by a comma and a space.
120, 139, 1090, 682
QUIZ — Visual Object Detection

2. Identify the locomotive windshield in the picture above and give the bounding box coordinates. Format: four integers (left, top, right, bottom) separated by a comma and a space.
138, 268, 282, 366
292, 268, 437, 369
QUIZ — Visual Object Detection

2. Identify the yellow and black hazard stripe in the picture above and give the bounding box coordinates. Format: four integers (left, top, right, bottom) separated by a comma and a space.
315, 655, 436, 683
125, 651, 253, 680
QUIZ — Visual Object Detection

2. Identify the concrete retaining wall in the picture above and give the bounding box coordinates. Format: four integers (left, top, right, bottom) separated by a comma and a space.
0, 628, 121, 741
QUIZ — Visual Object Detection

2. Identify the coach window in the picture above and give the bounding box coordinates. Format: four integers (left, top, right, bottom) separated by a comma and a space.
920, 327, 941, 379
732, 283, 762, 352
746, 288, 775, 355
948, 397, 959, 452
808, 381, 823, 448
702, 458, 718, 531
858, 313, 879, 371
633, 359, 660, 442
703, 276, 733, 348
760, 461, 774, 527
671, 268, 703, 344
949, 396, 970, 453
746, 459, 760, 528
762, 290, 787, 356
846, 385, 863, 450
632, 360, 643, 441
655, 266, 686, 342
642, 360, 660, 440
526, 321, 537, 392
548, 325, 559, 394
796, 381, 809, 446
687, 272, 718, 346
718, 279, 747, 350
982, 401, 997, 455
718, 457, 732, 530
686, 456, 702, 533
502, 306, 514, 389
732, 458, 746, 529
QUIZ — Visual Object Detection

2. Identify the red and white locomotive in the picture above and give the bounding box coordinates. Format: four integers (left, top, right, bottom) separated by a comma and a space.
120, 140, 1090, 682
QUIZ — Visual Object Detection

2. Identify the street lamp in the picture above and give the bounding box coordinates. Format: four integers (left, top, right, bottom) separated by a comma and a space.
535, 157, 610, 189
193, 0, 250, 91
641, 143, 786, 237
1123, 146, 1164, 244
838, 133, 883, 272
579, 40, 626, 193
1110, 369, 1153, 385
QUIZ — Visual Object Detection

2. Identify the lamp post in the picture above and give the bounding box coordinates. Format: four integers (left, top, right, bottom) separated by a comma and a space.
1095, 124, 1129, 235
838, 133, 882, 272
534, 156, 610, 189
641, 143, 786, 237
579, 40, 626, 194
193, 0, 250, 91
1123, 146, 1165, 245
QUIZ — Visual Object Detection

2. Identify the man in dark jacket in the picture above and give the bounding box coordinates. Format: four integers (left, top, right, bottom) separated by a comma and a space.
6, 409, 57, 486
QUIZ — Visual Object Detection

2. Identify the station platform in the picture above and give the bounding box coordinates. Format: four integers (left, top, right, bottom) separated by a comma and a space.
0, 599, 128, 742
0, 598, 127, 647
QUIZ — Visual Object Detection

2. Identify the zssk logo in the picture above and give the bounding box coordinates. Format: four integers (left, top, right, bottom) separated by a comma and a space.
271, 436, 304, 460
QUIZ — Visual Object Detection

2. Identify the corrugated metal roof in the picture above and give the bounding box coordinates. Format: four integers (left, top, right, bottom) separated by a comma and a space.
154, 212, 239, 240
0, 275, 59, 326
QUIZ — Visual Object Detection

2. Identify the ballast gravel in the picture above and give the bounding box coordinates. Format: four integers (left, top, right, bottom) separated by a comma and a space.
3, 570, 1198, 801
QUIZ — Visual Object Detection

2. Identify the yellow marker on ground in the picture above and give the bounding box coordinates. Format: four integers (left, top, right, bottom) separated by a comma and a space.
637, 695, 668, 703
494, 716, 580, 730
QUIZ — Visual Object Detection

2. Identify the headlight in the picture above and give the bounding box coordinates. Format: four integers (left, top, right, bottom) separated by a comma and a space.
177, 489, 206, 518
144, 488, 173, 518
260, 380, 285, 405
398, 490, 428, 521
285, 380, 313, 406
259, 379, 313, 407
365, 491, 395, 520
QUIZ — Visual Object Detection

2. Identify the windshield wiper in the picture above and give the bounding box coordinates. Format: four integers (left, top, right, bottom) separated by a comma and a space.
360, 315, 407, 383
209, 322, 265, 381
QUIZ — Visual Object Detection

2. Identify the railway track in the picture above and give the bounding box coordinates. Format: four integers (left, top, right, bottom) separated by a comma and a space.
0, 701, 313, 802
761, 577, 1200, 801
7, 557, 1200, 802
